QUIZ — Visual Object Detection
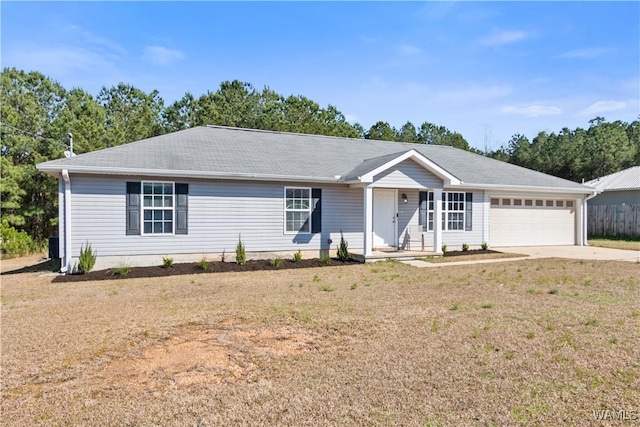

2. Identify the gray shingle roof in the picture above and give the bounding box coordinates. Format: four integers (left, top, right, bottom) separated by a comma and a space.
38, 125, 591, 191
585, 166, 640, 192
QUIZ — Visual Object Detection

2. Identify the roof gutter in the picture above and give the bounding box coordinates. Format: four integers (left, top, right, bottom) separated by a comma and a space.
36, 165, 343, 184
581, 189, 600, 246
457, 182, 596, 195
61, 169, 72, 273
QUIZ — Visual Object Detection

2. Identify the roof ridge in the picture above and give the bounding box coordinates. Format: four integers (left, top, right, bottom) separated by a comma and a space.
203, 124, 460, 149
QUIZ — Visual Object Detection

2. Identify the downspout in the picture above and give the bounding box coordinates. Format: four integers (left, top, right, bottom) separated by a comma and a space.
61, 169, 72, 273
582, 190, 599, 246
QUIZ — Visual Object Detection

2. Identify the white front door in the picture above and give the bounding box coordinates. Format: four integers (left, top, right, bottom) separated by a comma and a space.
373, 189, 397, 248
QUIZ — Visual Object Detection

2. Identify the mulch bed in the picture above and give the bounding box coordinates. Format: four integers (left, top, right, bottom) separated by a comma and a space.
52, 258, 361, 283
442, 249, 500, 258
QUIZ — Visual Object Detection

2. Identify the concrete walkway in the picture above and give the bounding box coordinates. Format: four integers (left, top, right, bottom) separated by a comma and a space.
403, 245, 640, 268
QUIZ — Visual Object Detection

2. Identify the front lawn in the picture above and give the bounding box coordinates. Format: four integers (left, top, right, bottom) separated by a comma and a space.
588, 237, 640, 251
2, 258, 638, 426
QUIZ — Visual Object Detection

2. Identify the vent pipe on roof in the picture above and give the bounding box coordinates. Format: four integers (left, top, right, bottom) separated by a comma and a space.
64, 132, 76, 158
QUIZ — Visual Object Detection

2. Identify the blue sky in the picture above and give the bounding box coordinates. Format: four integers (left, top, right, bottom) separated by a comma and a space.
2, 1, 638, 150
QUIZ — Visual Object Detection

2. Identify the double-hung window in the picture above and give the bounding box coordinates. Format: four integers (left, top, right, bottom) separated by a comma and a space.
285, 187, 311, 233
444, 192, 465, 231
143, 182, 174, 234
420, 191, 472, 232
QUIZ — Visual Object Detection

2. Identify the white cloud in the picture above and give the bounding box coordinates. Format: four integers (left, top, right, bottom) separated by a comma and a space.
398, 44, 421, 56
66, 25, 128, 56
501, 104, 562, 117
579, 100, 627, 116
479, 30, 532, 47
559, 47, 612, 59
5, 44, 116, 74
344, 114, 358, 123
142, 46, 184, 65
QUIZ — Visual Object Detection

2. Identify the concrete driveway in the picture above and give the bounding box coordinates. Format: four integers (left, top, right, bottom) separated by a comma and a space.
497, 246, 640, 263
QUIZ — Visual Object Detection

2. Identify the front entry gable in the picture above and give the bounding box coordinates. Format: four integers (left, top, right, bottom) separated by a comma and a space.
342, 149, 460, 187
373, 158, 443, 189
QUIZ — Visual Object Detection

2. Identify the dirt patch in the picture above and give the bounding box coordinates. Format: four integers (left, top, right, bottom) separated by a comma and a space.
89, 321, 321, 393
53, 258, 360, 283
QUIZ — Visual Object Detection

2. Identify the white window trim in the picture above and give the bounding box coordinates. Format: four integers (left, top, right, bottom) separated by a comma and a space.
141, 181, 175, 236
427, 191, 466, 232
492, 198, 575, 209
283, 186, 312, 235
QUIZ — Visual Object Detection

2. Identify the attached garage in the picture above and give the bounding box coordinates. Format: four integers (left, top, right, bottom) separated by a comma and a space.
489, 197, 576, 246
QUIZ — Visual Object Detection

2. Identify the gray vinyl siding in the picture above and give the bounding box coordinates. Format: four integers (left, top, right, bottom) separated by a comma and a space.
588, 190, 639, 206
68, 174, 364, 258
373, 159, 442, 189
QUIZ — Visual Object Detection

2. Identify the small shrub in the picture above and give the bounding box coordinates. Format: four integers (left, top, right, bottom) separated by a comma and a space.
462, 243, 469, 252
337, 230, 350, 261
220, 249, 226, 262
198, 256, 209, 271
350, 283, 357, 290
312, 274, 320, 282
441, 244, 447, 254
235, 235, 246, 265
0, 221, 36, 258
319, 284, 334, 292
584, 318, 598, 326
112, 263, 131, 277
481, 242, 489, 250
78, 242, 97, 274
526, 332, 535, 339
293, 250, 302, 262
162, 256, 174, 268
270, 256, 282, 267
449, 302, 460, 311
481, 301, 494, 309
548, 288, 559, 295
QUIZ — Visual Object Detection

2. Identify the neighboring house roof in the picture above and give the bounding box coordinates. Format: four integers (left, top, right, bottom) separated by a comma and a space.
585, 166, 640, 192
37, 125, 593, 193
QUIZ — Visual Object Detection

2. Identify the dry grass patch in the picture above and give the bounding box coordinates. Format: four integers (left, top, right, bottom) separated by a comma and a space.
2, 259, 639, 426
588, 238, 640, 251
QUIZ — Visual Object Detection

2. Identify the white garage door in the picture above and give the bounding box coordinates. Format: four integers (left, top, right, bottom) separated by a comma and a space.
490, 197, 576, 246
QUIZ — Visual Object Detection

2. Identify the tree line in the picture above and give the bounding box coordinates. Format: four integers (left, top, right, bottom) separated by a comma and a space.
1, 67, 638, 248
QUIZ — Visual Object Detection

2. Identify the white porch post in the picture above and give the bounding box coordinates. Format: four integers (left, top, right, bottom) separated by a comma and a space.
363, 186, 373, 256
581, 198, 588, 246
433, 188, 443, 254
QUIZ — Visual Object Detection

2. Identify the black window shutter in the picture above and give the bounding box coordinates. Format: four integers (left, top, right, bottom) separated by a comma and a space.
465, 192, 473, 231
418, 191, 427, 228
175, 183, 189, 235
126, 182, 141, 235
311, 188, 321, 233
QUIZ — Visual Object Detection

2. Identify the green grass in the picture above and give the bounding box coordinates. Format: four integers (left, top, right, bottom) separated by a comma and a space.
588, 237, 640, 251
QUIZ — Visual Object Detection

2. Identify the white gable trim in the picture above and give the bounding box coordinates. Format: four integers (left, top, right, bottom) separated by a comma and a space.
357, 150, 460, 186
